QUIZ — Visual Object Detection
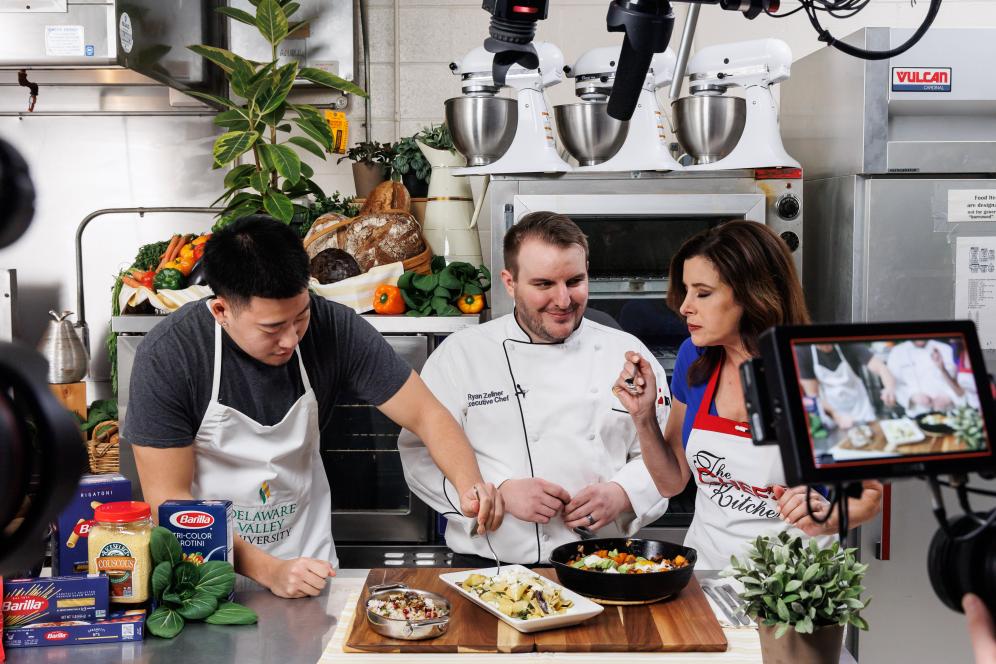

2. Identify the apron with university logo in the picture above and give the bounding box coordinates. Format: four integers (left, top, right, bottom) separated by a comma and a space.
190, 322, 335, 566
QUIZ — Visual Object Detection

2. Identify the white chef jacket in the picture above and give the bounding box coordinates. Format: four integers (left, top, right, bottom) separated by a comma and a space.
398, 313, 671, 564
886, 340, 964, 416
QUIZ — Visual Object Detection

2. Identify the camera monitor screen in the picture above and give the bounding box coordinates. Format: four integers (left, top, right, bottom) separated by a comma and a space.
754, 321, 996, 484
789, 330, 993, 477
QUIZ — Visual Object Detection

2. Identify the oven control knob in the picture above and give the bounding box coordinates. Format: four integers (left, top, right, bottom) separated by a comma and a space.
780, 231, 800, 252
776, 194, 800, 220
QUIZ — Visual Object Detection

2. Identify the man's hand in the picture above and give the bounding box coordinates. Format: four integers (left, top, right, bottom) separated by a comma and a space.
881, 387, 897, 407
265, 557, 335, 598
563, 482, 632, 531
964, 593, 996, 664
460, 482, 504, 535
774, 485, 833, 536
498, 478, 570, 524
834, 413, 855, 430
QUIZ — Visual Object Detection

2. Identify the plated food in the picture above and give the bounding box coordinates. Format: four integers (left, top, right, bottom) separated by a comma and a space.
439, 565, 604, 633
915, 411, 956, 435
364, 584, 451, 641
567, 548, 689, 574
880, 417, 926, 446
367, 590, 449, 622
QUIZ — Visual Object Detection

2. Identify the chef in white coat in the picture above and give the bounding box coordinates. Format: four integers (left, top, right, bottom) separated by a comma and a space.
887, 339, 966, 416
399, 212, 671, 564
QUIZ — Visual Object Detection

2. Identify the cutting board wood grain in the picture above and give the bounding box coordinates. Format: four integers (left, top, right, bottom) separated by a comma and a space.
344, 568, 727, 654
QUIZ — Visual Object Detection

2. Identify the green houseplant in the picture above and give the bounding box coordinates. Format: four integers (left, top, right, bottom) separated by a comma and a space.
187, 0, 367, 229
338, 140, 393, 199
391, 135, 431, 197
724, 532, 869, 664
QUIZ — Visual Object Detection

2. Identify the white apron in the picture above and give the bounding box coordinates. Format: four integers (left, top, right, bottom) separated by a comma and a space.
812, 345, 876, 426
684, 363, 821, 570
190, 322, 336, 566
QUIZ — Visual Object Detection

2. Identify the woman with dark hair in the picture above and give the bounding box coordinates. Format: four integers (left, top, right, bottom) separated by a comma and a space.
612, 221, 882, 569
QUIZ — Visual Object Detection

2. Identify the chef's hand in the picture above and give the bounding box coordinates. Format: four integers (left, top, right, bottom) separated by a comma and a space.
880, 387, 897, 408
963, 593, 996, 664
774, 485, 834, 536
498, 478, 570, 524
563, 482, 632, 531
460, 482, 504, 534
266, 557, 336, 599
833, 412, 855, 430
612, 351, 658, 426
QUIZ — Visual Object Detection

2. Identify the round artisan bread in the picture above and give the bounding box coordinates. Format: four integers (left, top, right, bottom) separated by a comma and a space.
341, 211, 426, 272
303, 212, 351, 259
361, 180, 411, 214
309, 248, 363, 284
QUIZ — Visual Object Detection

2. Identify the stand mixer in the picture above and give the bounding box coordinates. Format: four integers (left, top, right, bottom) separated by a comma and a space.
556, 46, 682, 171
446, 42, 571, 175
673, 38, 800, 171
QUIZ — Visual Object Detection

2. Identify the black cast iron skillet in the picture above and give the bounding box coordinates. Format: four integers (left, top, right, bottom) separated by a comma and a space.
549, 537, 697, 604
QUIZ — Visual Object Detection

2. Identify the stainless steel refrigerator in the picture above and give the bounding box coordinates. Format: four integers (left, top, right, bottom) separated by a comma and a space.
781, 27, 996, 663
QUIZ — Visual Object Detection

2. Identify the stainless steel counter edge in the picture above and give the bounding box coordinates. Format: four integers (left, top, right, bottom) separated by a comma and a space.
111, 313, 483, 335
6, 570, 856, 664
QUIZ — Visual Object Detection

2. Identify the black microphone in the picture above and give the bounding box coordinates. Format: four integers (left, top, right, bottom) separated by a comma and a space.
605, 0, 675, 121
607, 34, 654, 120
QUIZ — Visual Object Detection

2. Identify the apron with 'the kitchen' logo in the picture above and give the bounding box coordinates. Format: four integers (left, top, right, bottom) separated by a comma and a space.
683, 362, 798, 570
190, 322, 335, 566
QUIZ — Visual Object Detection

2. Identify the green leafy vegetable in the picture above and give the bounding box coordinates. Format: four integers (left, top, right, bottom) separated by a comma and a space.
147, 607, 185, 639
195, 560, 237, 600
151, 526, 184, 567
205, 602, 259, 625
397, 260, 491, 317
132, 240, 171, 271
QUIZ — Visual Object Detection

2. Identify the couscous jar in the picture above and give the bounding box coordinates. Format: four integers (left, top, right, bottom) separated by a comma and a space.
87, 501, 153, 603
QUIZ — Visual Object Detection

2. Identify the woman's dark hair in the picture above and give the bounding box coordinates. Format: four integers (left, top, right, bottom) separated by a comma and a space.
203, 215, 310, 309
667, 220, 811, 386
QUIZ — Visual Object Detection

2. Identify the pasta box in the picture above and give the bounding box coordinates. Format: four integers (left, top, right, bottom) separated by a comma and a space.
53, 474, 131, 576
2, 610, 145, 649
159, 500, 234, 600
2, 575, 108, 628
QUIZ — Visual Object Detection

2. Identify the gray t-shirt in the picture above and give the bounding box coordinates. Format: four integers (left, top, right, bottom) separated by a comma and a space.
123, 295, 411, 448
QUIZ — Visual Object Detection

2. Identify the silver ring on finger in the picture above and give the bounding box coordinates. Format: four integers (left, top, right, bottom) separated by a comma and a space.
587, 514, 595, 526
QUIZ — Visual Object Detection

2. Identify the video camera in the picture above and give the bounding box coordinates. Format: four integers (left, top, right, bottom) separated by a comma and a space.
742, 320, 996, 617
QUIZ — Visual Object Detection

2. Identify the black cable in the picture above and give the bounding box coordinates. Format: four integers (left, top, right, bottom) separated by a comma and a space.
934, 477, 996, 498
766, 0, 943, 61
927, 475, 996, 543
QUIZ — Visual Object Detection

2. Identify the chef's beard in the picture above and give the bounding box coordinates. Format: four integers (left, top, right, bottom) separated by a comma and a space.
513, 298, 586, 343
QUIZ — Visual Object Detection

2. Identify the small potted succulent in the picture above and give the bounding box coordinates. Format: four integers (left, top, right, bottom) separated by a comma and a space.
339, 141, 393, 199
724, 532, 870, 664
415, 123, 460, 169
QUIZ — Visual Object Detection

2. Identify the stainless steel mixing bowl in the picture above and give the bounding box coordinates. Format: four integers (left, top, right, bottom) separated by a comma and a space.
445, 96, 517, 167
553, 102, 628, 166
672, 95, 746, 164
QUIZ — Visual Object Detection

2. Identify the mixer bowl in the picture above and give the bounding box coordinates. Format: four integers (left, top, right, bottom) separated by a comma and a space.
672, 96, 746, 164
445, 96, 517, 166
553, 102, 628, 166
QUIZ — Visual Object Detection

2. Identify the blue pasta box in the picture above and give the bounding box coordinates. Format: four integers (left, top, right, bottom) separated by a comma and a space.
53, 474, 131, 576
2, 610, 145, 649
159, 500, 235, 599
2, 575, 109, 629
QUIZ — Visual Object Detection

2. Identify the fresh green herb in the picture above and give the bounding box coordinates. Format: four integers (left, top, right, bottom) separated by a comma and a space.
397, 257, 490, 317
146, 527, 255, 639
293, 192, 360, 237
132, 240, 171, 271
724, 531, 870, 639
75, 399, 118, 434
417, 123, 454, 151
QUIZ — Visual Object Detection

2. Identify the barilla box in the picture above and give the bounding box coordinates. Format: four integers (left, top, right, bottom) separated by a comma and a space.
3, 610, 145, 649
159, 500, 235, 599
2, 575, 108, 629
54, 474, 131, 576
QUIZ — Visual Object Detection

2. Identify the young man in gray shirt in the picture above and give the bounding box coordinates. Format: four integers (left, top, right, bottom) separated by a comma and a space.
125, 216, 502, 598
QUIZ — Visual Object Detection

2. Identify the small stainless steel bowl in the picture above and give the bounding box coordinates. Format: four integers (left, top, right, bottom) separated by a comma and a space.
445, 96, 517, 167
365, 583, 451, 641
553, 102, 628, 166
672, 95, 746, 165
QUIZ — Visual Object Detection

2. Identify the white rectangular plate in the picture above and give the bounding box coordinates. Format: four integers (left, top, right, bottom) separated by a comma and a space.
438, 565, 603, 634
880, 417, 926, 446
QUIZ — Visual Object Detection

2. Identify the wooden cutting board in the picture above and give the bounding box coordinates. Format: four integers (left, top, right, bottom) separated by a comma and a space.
344, 568, 727, 654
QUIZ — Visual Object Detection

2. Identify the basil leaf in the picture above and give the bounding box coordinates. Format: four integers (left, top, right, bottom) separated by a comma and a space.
178, 592, 219, 621
205, 601, 259, 625
195, 561, 236, 600
151, 527, 183, 567
151, 561, 172, 600
147, 607, 185, 639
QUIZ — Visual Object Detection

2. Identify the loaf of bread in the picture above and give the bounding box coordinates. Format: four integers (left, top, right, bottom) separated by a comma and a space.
303, 212, 351, 259
342, 212, 426, 271
361, 180, 411, 215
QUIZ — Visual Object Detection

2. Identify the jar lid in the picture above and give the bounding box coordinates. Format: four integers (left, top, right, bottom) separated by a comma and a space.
94, 501, 151, 523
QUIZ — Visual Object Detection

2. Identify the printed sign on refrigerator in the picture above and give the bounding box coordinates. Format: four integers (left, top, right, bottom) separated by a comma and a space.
949, 190, 996, 223
955, 237, 996, 349
891, 67, 951, 92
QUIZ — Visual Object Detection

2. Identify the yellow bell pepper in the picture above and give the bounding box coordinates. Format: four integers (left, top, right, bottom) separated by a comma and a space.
457, 293, 485, 314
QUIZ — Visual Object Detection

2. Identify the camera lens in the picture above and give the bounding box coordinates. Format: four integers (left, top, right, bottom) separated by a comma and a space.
928, 513, 996, 616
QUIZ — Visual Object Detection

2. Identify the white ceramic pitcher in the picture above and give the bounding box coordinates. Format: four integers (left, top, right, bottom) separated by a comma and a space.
418, 141, 483, 267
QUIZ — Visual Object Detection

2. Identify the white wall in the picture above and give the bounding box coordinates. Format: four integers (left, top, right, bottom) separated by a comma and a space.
2, 0, 995, 392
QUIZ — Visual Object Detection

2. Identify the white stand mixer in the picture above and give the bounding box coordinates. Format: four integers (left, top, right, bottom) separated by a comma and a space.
566, 46, 683, 172
679, 39, 800, 171
449, 43, 571, 176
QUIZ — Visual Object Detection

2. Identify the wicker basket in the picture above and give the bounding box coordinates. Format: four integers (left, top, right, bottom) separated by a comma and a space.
87, 420, 120, 474
303, 213, 433, 275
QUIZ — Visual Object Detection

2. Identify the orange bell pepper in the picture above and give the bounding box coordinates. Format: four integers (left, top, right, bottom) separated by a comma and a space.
373, 284, 405, 315
457, 293, 485, 314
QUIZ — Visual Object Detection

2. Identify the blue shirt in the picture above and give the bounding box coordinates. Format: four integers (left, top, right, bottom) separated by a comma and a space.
670, 338, 717, 448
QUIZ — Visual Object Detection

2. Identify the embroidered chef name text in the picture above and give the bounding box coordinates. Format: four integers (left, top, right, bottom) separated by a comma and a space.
693, 450, 780, 519
467, 390, 510, 408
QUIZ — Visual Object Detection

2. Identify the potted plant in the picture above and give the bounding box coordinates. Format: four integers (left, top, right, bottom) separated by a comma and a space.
391, 135, 431, 198
187, 0, 368, 229
338, 141, 392, 199
724, 532, 870, 664
293, 191, 361, 238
